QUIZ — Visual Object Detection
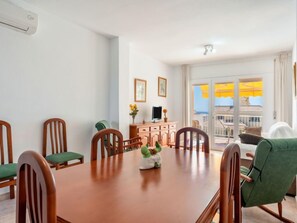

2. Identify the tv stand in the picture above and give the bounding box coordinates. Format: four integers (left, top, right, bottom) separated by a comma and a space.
152, 119, 161, 123
129, 121, 177, 146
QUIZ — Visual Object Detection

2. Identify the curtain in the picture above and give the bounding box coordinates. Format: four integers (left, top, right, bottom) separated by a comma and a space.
181, 64, 190, 127
274, 53, 293, 126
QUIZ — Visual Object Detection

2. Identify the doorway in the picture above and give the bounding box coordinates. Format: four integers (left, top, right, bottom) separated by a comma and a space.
192, 77, 263, 150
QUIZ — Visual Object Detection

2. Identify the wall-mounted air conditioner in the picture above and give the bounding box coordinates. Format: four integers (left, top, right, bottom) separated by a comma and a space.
0, 0, 38, 35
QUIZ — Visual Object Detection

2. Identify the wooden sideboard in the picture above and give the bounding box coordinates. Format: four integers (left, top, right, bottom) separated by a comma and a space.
129, 121, 177, 146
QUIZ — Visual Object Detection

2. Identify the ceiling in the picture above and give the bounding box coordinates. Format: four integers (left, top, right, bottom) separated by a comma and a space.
23, 0, 296, 65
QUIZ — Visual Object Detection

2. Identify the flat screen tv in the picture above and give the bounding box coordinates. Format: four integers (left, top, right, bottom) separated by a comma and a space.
152, 106, 162, 121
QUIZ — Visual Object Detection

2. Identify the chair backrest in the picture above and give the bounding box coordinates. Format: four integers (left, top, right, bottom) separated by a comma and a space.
16, 151, 56, 223
175, 127, 209, 153
220, 143, 241, 223
91, 128, 124, 160
241, 138, 297, 207
0, 120, 13, 164
95, 120, 110, 131
43, 118, 67, 157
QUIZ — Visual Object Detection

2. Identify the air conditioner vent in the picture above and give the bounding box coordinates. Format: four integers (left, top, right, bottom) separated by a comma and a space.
0, 1, 38, 35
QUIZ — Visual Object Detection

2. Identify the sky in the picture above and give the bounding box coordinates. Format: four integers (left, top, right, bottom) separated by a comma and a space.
194, 86, 263, 113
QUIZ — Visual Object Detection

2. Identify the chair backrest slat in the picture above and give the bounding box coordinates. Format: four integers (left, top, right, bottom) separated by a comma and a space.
220, 143, 241, 223
91, 128, 124, 160
54, 122, 59, 154
58, 123, 63, 153
0, 120, 13, 164
175, 127, 209, 153
16, 150, 57, 223
43, 118, 67, 157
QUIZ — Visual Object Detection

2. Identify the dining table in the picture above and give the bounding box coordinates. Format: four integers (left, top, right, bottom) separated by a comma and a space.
55, 148, 222, 223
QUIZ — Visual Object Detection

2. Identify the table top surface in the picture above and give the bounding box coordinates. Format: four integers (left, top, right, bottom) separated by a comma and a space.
55, 148, 221, 223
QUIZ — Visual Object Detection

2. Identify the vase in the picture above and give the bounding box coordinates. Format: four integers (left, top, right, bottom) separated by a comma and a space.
132, 116, 135, 124
164, 117, 168, 123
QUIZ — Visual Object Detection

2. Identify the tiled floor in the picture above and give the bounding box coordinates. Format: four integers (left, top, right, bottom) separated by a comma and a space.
1, 193, 296, 223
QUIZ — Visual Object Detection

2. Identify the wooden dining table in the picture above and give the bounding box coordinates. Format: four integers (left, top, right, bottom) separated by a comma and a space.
55, 148, 222, 223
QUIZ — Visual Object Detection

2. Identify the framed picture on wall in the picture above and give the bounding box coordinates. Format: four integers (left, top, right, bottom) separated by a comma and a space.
158, 77, 167, 97
134, 78, 147, 102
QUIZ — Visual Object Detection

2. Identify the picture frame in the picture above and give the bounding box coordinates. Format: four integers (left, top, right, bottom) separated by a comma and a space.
134, 78, 147, 102
293, 62, 297, 98
158, 76, 167, 97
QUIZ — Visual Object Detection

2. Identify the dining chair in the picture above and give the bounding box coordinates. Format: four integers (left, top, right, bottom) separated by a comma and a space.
174, 127, 209, 153
43, 118, 84, 170
0, 120, 17, 199
219, 143, 242, 223
91, 128, 124, 160
95, 120, 142, 151
16, 150, 57, 223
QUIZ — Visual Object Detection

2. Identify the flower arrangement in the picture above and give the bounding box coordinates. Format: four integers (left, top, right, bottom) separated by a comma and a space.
129, 104, 139, 124
163, 108, 168, 122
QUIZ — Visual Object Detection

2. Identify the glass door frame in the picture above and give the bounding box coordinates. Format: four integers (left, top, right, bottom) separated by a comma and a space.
191, 79, 213, 148
191, 77, 239, 150
191, 74, 265, 151
211, 77, 239, 150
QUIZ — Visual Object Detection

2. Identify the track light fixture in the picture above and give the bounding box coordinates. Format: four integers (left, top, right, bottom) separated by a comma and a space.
204, 44, 214, 55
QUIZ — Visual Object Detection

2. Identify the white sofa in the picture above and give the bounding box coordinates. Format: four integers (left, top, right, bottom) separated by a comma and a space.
237, 122, 297, 160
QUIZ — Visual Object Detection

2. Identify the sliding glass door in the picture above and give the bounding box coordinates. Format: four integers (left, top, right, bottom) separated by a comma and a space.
192, 77, 263, 151
213, 81, 236, 150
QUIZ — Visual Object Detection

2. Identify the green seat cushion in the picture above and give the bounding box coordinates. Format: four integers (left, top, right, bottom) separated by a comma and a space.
0, 163, 17, 179
46, 152, 83, 164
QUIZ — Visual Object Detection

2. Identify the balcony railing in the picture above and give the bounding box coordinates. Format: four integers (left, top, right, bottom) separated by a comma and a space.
193, 114, 262, 138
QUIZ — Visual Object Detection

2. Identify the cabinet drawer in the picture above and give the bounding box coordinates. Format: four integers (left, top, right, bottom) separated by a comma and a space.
169, 124, 176, 129
138, 127, 149, 133
160, 125, 169, 131
150, 126, 160, 132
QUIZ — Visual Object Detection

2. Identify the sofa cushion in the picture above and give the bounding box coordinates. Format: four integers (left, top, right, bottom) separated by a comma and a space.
268, 122, 296, 138
245, 127, 262, 136
46, 152, 83, 164
0, 163, 17, 180
239, 133, 264, 145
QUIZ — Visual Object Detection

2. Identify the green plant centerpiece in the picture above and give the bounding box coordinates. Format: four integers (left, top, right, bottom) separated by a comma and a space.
139, 142, 162, 170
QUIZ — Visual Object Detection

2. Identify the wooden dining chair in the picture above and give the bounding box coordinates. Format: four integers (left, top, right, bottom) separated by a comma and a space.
43, 118, 84, 170
91, 128, 124, 160
174, 127, 209, 153
16, 150, 57, 223
95, 120, 142, 151
216, 143, 242, 223
0, 120, 17, 199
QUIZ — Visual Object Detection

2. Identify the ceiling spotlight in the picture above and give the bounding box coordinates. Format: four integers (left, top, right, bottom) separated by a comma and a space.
204, 44, 214, 55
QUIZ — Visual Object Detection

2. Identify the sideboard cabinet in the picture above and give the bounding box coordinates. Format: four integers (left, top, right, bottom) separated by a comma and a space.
129, 121, 177, 147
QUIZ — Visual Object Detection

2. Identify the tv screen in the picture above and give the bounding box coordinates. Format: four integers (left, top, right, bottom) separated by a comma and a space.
152, 106, 162, 120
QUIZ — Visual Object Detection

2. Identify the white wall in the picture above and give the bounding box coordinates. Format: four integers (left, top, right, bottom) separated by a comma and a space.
129, 49, 176, 125
109, 37, 130, 138
293, 42, 296, 64
293, 42, 297, 128
170, 66, 183, 129
189, 56, 276, 132
0, 2, 110, 167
